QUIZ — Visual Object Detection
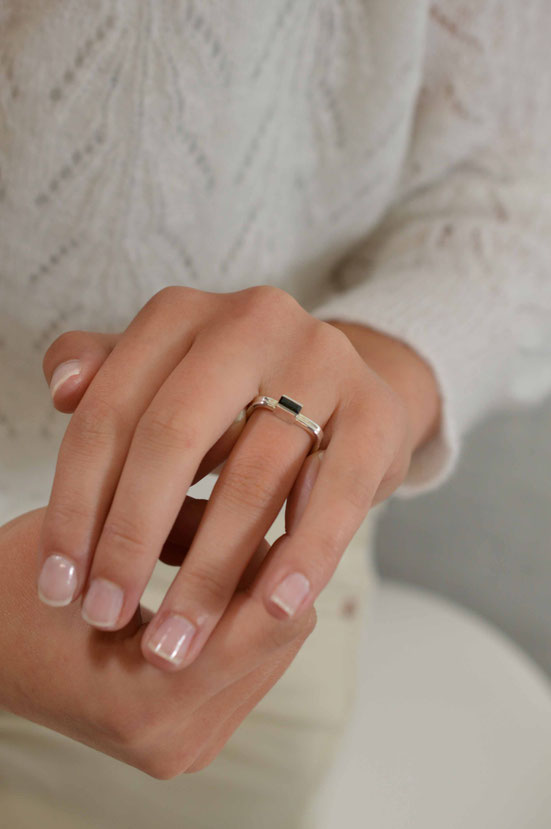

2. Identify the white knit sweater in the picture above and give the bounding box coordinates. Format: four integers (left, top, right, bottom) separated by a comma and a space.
1, 1, 550, 524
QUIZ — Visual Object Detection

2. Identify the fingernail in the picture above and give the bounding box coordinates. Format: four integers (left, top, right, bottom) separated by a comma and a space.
81, 578, 124, 628
50, 360, 81, 399
38, 554, 78, 606
269, 572, 311, 617
146, 614, 197, 666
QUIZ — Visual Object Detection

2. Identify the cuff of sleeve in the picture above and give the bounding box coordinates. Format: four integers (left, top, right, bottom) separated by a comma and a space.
308, 263, 513, 499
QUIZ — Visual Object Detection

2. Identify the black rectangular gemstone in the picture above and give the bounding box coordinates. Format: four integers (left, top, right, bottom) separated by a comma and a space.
278, 395, 301, 415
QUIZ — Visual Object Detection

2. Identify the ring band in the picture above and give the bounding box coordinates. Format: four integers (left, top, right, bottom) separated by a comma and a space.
244, 394, 324, 454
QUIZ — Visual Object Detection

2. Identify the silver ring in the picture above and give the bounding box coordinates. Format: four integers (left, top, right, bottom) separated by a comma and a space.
244, 394, 324, 454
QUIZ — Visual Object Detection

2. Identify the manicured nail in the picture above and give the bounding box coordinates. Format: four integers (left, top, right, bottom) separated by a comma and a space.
49, 359, 81, 398
269, 572, 311, 617
38, 554, 77, 606
146, 614, 197, 666
81, 578, 124, 628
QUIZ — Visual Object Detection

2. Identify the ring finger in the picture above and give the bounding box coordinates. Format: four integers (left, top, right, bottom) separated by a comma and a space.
139, 378, 336, 671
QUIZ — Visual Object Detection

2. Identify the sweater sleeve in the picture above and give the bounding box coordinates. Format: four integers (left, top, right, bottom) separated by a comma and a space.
309, 1, 551, 499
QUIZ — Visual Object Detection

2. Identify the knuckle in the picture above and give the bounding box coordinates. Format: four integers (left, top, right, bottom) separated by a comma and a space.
136, 408, 197, 453
184, 564, 230, 608
243, 284, 298, 318
101, 514, 149, 560
315, 320, 357, 362
143, 285, 203, 317
42, 499, 91, 549
144, 285, 180, 311
69, 395, 125, 448
221, 454, 277, 515
298, 320, 363, 387
248, 283, 288, 304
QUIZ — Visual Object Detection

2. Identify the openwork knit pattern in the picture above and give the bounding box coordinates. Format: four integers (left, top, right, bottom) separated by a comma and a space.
1, 0, 550, 521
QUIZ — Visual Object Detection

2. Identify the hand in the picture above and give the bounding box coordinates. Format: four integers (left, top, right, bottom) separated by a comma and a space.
1, 506, 316, 778
37, 285, 439, 672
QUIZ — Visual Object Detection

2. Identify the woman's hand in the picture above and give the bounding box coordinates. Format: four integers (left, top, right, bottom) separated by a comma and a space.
37, 285, 440, 672
1, 506, 316, 778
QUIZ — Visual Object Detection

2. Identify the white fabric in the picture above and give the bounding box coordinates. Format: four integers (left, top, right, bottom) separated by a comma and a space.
1, 1, 551, 521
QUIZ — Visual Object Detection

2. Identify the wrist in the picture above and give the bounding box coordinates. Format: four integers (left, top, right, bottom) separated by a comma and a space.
324, 319, 441, 453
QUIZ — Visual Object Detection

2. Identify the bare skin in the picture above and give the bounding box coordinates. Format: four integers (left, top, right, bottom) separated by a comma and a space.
36, 285, 440, 674
0, 504, 316, 779
1, 284, 440, 777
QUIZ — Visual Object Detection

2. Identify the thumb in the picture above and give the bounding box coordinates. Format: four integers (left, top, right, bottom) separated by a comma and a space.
43, 329, 121, 413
